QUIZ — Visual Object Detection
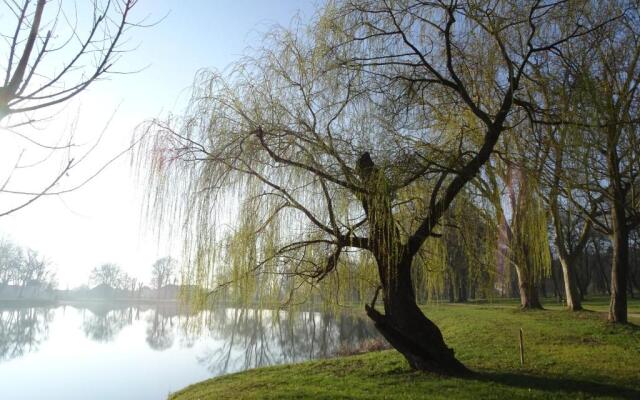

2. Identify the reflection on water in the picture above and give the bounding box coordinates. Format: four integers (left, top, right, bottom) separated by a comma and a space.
146, 308, 174, 351
82, 305, 134, 342
0, 307, 53, 361
0, 303, 378, 400
196, 308, 376, 374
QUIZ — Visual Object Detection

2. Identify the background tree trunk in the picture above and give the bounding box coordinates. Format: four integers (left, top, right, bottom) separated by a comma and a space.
609, 209, 628, 323
607, 136, 629, 323
515, 264, 543, 309
593, 239, 611, 295
559, 256, 583, 311
457, 270, 468, 303
550, 260, 564, 302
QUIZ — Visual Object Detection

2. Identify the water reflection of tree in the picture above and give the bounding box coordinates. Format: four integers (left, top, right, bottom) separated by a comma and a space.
0, 302, 377, 371
81, 305, 134, 342
79, 303, 179, 350
195, 307, 378, 375
145, 307, 174, 351
0, 307, 52, 361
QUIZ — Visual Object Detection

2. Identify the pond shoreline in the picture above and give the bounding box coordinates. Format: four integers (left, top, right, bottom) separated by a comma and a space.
169, 300, 640, 400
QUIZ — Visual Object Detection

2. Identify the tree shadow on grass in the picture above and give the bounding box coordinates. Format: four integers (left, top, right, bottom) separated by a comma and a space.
475, 371, 640, 399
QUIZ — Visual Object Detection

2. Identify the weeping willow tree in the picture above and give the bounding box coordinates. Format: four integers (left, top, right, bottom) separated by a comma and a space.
508, 169, 552, 309
135, 1, 611, 375
450, 191, 499, 301
414, 190, 498, 304
474, 137, 553, 309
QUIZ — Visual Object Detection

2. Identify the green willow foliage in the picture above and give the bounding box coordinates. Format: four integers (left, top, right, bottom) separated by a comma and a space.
135, 33, 484, 309
409, 192, 497, 303
452, 194, 499, 299
511, 177, 552, 285
134, 1, 608, 312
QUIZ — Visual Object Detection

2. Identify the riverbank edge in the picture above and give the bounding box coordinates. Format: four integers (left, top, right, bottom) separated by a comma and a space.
167, 346, 640, 400
167, 302, 640, 400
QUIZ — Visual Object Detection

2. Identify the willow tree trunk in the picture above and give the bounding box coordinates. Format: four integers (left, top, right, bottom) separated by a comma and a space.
358, 153, 468, 376
453, 265, 469, 303
365, 253, 468, 375
457, 275, 468, 303
514, 264, 543, 309
559, 256, 583, 311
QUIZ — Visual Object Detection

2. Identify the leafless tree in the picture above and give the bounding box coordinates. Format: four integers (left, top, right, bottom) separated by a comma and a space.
1, 0, 139, 122
0, 0, 143, 217
89, 263, 124, 289
150, 256, 175, 290
0, 238, 56, 294
558, 3, 640, 323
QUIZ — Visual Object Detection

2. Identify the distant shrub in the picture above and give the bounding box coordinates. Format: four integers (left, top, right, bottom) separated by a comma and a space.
335, 338, 391, 356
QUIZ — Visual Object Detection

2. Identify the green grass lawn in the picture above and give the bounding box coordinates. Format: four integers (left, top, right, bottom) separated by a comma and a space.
170, 298, 640, 399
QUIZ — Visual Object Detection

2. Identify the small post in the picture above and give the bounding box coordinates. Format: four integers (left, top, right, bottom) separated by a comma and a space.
519, 328, 525, 366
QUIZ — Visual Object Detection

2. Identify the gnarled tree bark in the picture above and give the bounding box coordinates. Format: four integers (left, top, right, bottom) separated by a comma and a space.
357, 152, 470, 376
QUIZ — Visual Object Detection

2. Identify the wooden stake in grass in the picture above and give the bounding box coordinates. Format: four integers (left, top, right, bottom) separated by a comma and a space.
519, 328, 525, 366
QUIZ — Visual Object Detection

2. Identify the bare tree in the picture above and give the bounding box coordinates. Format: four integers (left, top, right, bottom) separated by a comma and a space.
150, 256, 175, 290
0, 239, 23, 287
89, 263, 124, 289
1, 0, 138, 122
542, 2, 640, 323
545, 128, 596, 311
0, 0, 142, 217
18, 249, 51, 288
0, 239, 56, 297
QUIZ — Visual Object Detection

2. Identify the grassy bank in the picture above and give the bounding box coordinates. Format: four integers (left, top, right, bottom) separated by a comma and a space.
170, 298, 640, 399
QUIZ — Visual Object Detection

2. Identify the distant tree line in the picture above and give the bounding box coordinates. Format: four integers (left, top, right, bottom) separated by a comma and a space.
0, 240, 183, 301
89, 263, 141, 292
0, 238, 56, 296
86, 257, 178, 297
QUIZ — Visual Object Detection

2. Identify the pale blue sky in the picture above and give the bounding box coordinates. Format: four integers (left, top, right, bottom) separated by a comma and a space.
106, 0, 318, 115
0, 1, 317, 287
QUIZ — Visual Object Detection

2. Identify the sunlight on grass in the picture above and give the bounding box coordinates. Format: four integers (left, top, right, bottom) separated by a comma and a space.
170, 299, 639, 400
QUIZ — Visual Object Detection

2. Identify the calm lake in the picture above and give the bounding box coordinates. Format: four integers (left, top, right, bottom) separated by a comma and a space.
0, 303, 378, 399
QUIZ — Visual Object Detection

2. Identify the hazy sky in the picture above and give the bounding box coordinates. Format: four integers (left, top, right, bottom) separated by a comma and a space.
0, 1, 316, 288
